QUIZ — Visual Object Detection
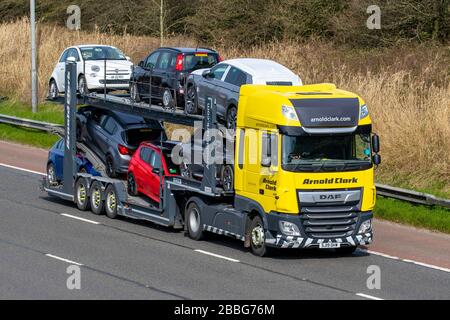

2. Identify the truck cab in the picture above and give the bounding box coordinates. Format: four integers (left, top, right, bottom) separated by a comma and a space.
233, 84, 379, 254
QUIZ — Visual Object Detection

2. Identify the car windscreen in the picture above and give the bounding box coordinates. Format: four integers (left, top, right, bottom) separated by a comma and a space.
80, 46, 126, 61
124, 128, 163, 147
184, 53, 218, 72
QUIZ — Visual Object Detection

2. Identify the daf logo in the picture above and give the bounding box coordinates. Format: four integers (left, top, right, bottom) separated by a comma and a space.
319, 194, 342, 200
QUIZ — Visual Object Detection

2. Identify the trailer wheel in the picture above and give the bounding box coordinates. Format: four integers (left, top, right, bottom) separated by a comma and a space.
186, 202, 204, 240
105, 184, 118, 219
249, 215, 271, 257
75, 177, 90, 211
90, 181, 104, 215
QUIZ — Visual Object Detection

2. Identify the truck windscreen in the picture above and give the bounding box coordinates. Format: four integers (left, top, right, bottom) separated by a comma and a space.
282, 133, 372, 172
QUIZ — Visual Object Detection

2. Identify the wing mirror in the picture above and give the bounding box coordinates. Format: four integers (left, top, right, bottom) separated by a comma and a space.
152, 167, 161, 175
372, 134, 380, 154
373, 154, 381, 166
138, 61, 144, 68
126, 56, 131, 61
261, 157, 271, 168
202, 69, 212, 78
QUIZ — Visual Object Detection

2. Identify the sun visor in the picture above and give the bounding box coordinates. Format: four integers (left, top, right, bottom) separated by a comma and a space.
290, 98, 360, 128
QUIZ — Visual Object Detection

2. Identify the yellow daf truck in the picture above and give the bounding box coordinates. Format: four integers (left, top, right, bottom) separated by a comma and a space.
46, 62, 380, 257
224, 83, 380, 256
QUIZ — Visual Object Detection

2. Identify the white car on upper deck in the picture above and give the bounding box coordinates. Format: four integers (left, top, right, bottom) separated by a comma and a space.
48, 45, 133, 99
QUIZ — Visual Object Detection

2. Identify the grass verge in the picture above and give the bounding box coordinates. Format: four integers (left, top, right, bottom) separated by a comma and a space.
0, 99, 63, 148
374, 197, 450, 234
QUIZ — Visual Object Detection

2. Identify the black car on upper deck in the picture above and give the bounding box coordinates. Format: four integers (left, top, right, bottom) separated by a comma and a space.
129, 47, 221, 109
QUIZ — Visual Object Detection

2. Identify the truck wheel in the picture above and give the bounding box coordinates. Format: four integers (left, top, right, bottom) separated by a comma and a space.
249, 216, 271, 257
105, 184, 118, 219
221, 165, 234, 192
127, 173, 138, 196
186, 202, 204, 240
90, 181, 104, 215
75, 177, 90, 211
335, 246, 358, 255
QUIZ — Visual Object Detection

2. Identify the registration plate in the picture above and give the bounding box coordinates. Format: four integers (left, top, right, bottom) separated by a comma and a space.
108, 75, 124, 79
319, 242, 341, 249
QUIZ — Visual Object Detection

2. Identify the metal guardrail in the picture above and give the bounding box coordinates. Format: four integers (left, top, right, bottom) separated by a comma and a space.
0, 113, 449, 209
376, 184, 450, 208
0, 114, 64, 135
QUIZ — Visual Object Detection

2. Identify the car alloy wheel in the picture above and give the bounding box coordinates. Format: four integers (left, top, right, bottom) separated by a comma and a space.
226, 107, 237, 130
127, 173, 138, 196
130, 82, 140, 102
185, 85, 198, 114
162, 89, 174, 110
221, 165, 234, 192
78, 76, 89, 96
49, 80, 58, 100
47, 163, 57, 186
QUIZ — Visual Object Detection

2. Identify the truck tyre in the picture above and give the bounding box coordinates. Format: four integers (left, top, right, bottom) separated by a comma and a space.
221, 165, 234, 192
186, 202, 204, 240
335, 246, 358, 255
105, 184, 118, 219
127, 173, 138, 196
75, 177, 90, 211
90, 181, 104, 215
249, 215, 271, 257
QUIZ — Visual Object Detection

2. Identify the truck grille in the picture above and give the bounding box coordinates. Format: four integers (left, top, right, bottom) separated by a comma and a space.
301, 210, 358, 238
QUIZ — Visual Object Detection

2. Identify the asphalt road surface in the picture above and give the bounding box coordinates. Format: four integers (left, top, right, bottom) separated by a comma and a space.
0, 164, 449, 300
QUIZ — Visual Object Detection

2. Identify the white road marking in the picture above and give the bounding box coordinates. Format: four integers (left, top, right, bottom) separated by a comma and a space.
194, 249, 240, 263
61, 213, 100, 225
356, 293, 384, 300
361, 249, 450, 273
45, 254, 83, 266
0, 162, 45, 176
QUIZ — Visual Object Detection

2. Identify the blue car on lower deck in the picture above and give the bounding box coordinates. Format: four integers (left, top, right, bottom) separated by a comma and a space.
46, 138, 100, 185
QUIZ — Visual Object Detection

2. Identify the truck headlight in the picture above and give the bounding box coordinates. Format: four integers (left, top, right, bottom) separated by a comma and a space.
358, 219, 372, 234
360, 104, 369, 119
279, 221, 301, 236
91, 65, 100, 73
281, 105, 299, 121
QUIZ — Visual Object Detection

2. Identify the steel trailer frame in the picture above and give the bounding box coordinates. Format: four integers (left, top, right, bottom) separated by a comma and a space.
43, 61, 238, 236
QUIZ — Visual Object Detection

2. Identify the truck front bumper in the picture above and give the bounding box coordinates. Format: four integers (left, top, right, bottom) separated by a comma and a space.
264, 211, 373, 249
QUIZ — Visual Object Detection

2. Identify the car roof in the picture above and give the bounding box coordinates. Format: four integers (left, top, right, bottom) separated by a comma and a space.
158, 47, 218, 54
74, 45, 117, 49
221, 58, 301, 84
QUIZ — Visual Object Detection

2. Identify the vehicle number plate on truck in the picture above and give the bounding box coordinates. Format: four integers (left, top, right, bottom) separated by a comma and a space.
319, 242, 341, 249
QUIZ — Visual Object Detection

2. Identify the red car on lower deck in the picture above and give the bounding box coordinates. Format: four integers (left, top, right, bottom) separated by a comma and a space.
127, 141, 180, 202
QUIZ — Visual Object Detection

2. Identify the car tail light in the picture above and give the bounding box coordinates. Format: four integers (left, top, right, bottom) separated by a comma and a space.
175, 54, 183, 71
118, 144, 132, 155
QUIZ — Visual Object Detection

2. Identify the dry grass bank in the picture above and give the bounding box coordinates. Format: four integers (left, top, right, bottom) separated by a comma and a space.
0, 18, 449, 192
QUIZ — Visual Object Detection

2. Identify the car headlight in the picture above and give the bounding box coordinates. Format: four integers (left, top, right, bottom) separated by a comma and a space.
358, 219, 372, 234
91, 65, 100, 73
360, 104, 369, 119
279, 221, 301, 236
281, 105, 299, 121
